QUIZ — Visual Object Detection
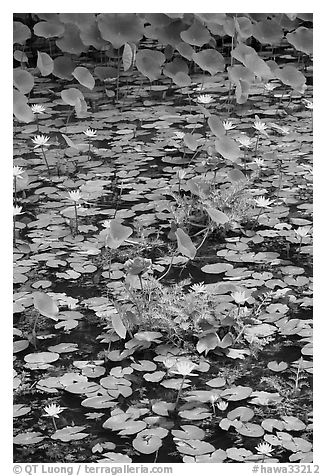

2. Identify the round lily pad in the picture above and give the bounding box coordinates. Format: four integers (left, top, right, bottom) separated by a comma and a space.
133, 434, 162, 454
172, 425, 205, 440
237, 423, 264, 437
201, 263, 233, 274
14, 431, 45, 445
81, 396, 117, 409
24, 352, 59, 364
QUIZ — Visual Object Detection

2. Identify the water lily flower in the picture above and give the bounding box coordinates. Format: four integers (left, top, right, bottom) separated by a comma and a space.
216, 400, 229, 411
254, 158, 265, 167
13, 166, 24, 178
254, 196, 274, 208
197, 94, 214, 104
13, 205, 23, 216
163, 357, 177, 369
231, 291, 248, 305
295, 226, 311, 239
83, 128, 97, 138
209, 394, 219, 405
31, 104, 46, 114
171, 360, 198, 377
237, 135, 254, 148
68, 190, 82, 202
303, 99, 313, 110
32, 134, 50, 148
177, 169, 188, 181
125, 257, 152, 276
174, 131, 185, 140
256, 442, 273, 457
223, 120, 236, 131
190, 282, 207, 294
264, 83, 278, 92
43, 403, 66, 419
253, 119, 268, 135
102, 220, 111, 229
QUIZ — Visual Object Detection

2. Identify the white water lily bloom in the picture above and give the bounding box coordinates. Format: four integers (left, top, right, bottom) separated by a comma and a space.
13, 166, 24, 178
253, 120, 268, 134
231, 291, 247, 305
43, 403, 66, 419
171, 360, 198, 376
254, 158, 265, 167
31, 104, 46, 114
256, 442, 273, 457
197, 94, 214, 104
223, 120, 236, 131
216, 401, 229, 411
303, 99, 313, 110
163, 357, 177, 369
174, 131, 185, 140
177, 169, 188, 180
237, 135, 254, 148
209, 394, 220, 405
68, 190, 82, 202
32, 134, 50, 148
102, 220, 111, 229
13, 205, 23, 216
83, 128, 97, 138
190, 282, 207, 294
264, 83, 278, 92
254, 196, 274, 208
295, 226, 311, 239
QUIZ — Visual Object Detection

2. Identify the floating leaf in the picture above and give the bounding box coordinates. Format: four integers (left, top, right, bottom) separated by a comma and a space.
201, 263, 233, 274
179, 407, 212, 420
133, 434, 162, 454
13, 431, 45, 445
33, 292, 59, 320
175, 228, 196, 260
221, 386, 253, 401
102, 220, 133, 249
144, 371, 165, 382
227, 406, 254, 422
48, 343, 78, 353
81, 396, 117, 409
237, 422, 264, 437
267, 361, 288, 372
152, 401, 175, 416
13, 340, 29, 353
172, 425, 205, 440
72, 66, 95, 90
51, 426, 88, 442
206, 377, 226, 388
175, 438, 215, 456
98, 452, 132, 463
13, 404, 31, 418
24, 352, 59, 364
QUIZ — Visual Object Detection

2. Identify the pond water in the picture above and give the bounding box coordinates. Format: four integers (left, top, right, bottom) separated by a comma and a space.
14, 37, 312, 464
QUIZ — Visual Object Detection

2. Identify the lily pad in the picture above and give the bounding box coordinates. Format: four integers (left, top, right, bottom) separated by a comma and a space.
51, 426, 88, 442
13, 431, 45, 445
133, 434, 162, 454
172, 425, 205, 440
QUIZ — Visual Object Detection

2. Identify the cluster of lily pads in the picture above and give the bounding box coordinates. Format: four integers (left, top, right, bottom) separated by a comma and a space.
13, 15, 312, 464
